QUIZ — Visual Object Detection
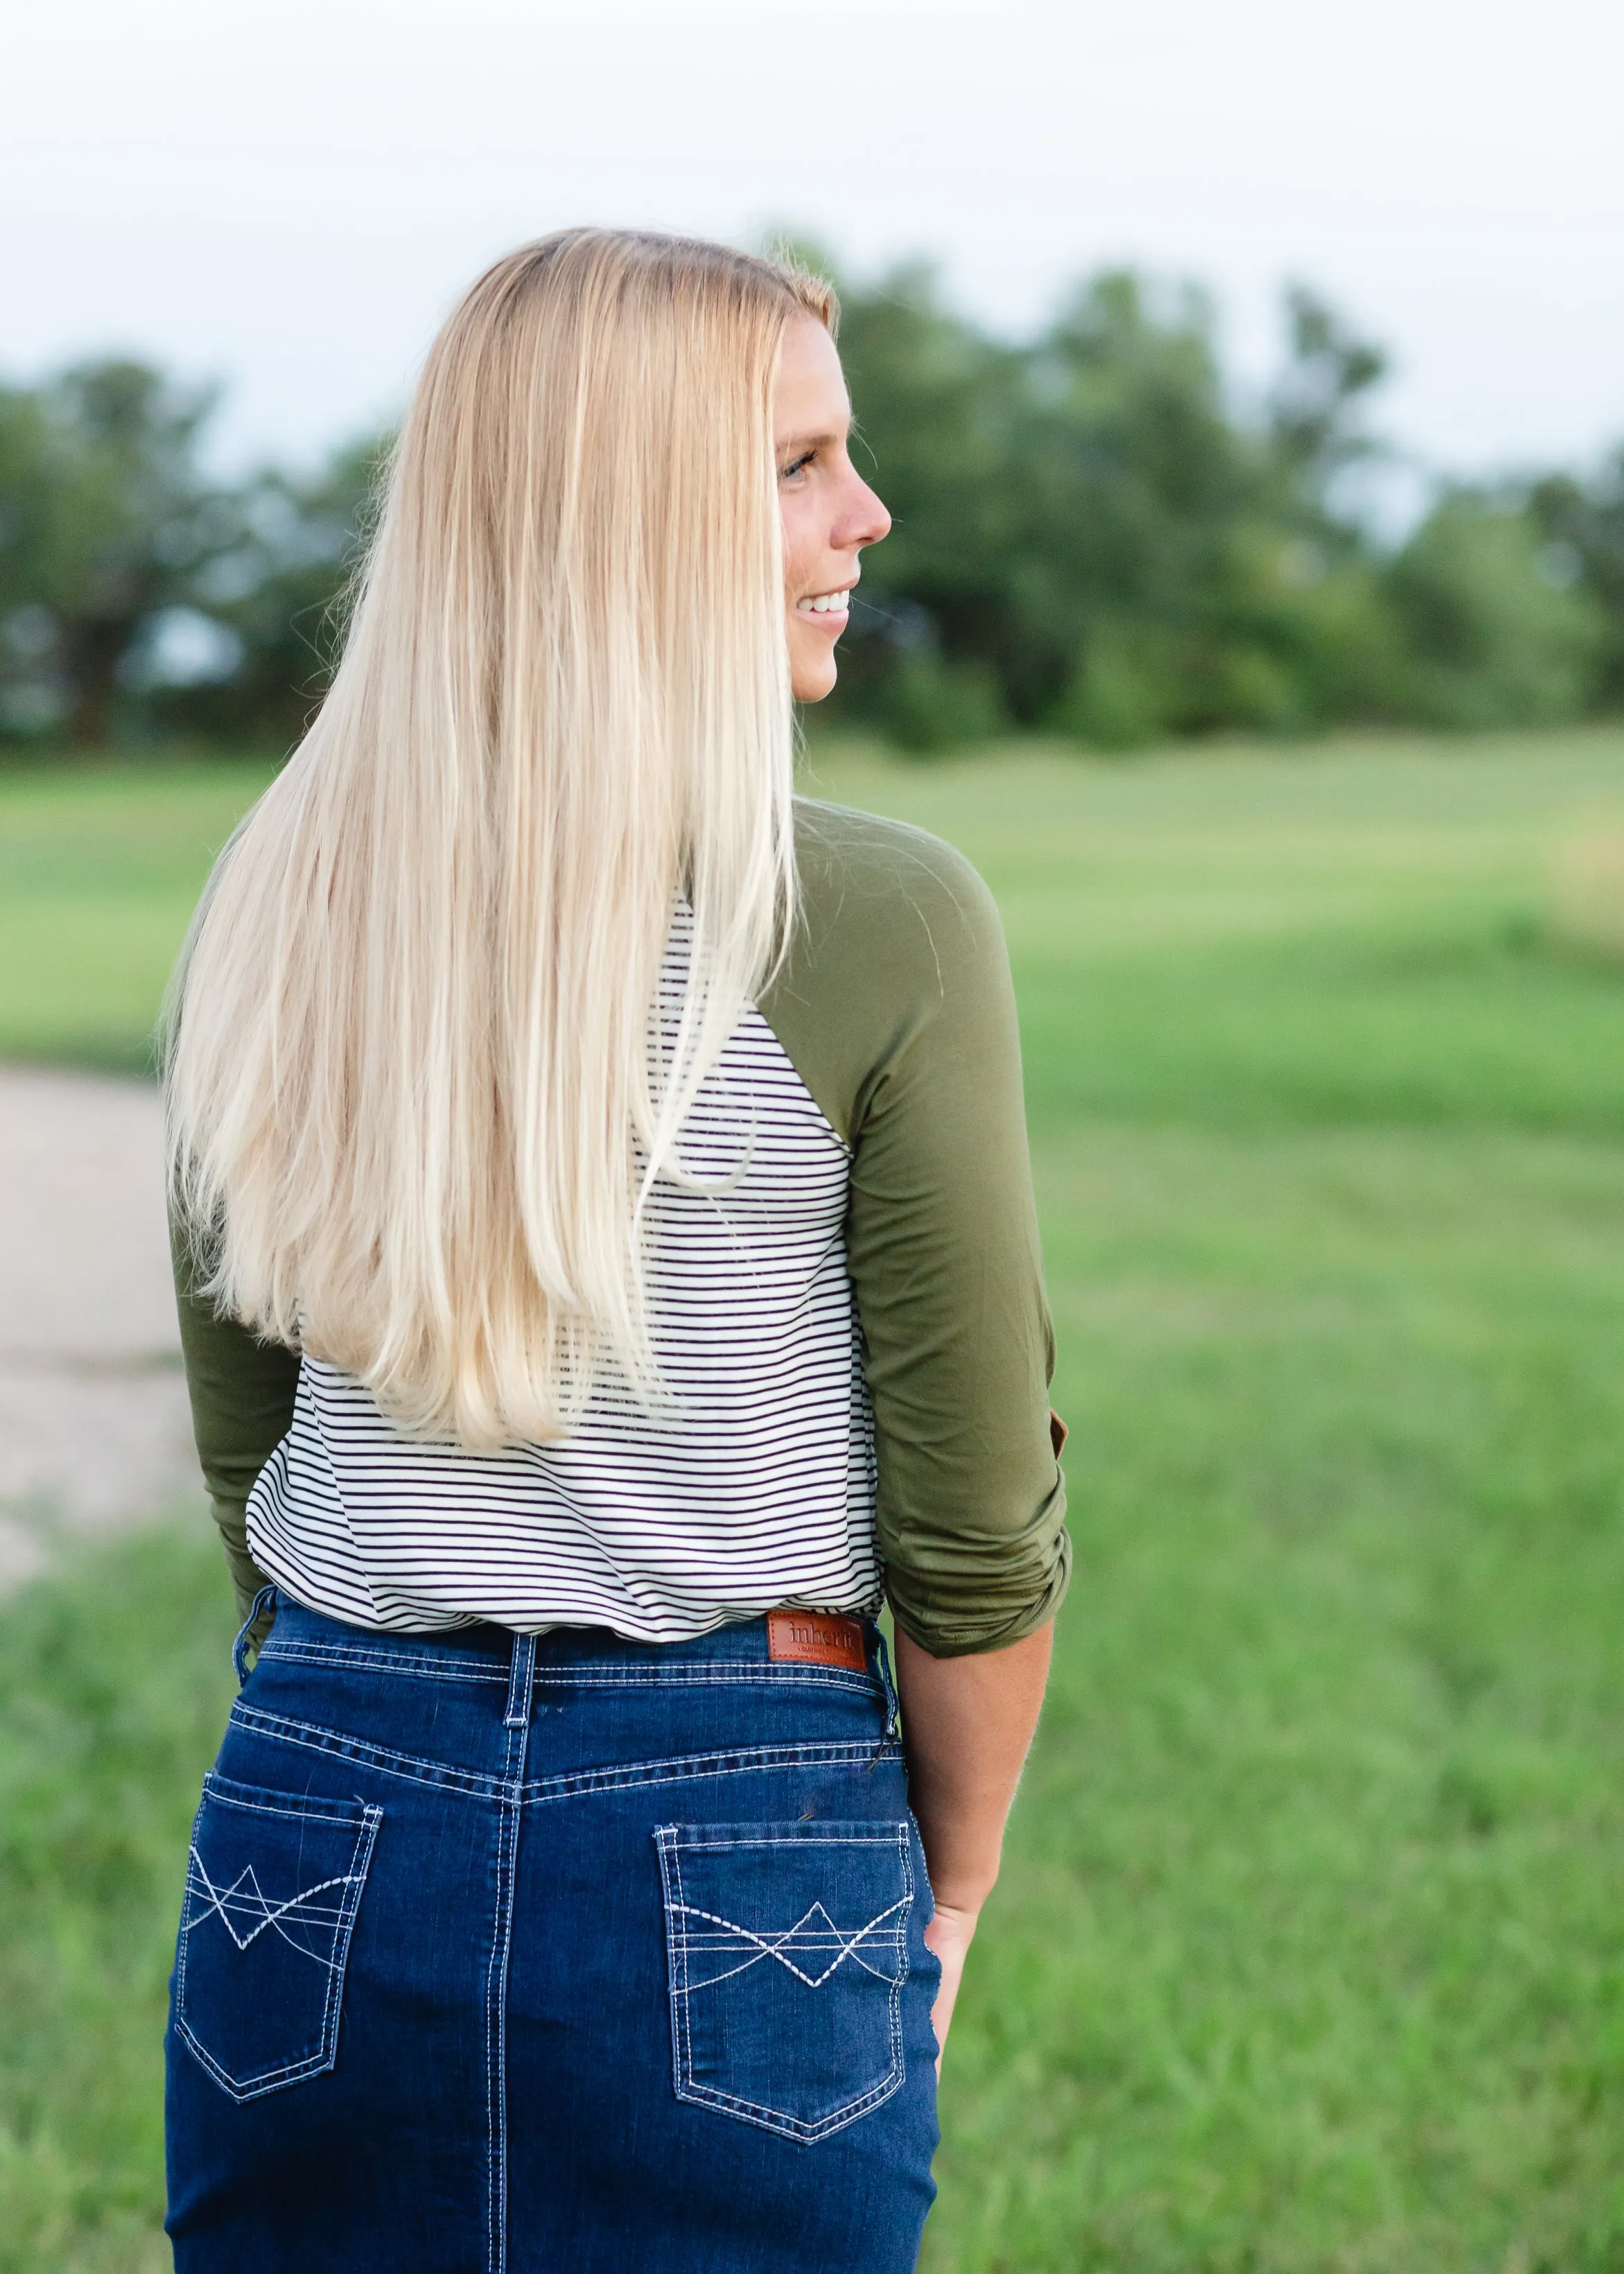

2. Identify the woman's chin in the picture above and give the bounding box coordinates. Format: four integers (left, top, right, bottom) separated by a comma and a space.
790, 657, 839, 704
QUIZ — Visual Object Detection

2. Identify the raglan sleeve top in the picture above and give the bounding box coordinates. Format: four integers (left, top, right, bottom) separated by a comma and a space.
172, 797, 1069, 1658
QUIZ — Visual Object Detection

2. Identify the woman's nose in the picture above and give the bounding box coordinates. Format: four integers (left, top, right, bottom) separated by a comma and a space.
841, 477, 891, 550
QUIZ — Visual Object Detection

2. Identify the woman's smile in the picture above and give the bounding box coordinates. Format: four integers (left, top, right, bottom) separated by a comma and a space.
794, 582, 855, 627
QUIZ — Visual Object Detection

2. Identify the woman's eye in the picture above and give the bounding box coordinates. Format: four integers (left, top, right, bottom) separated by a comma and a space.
778, 451, 814, 482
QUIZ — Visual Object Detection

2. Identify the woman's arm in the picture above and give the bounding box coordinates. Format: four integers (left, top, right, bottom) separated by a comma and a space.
171, 1212, 301, 1622
760, 808, 1068, 2055
895, 1622, 1054, 2063
761, 808, 1070, 1658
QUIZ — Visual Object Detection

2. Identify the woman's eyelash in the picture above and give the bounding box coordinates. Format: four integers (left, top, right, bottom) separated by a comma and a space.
779, 451, 814, 480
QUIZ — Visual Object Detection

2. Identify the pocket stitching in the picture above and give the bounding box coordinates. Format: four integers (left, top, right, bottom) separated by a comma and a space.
656, 1823, 913, 2144
175, 1777, 382, 2104
670, 1895, 909, 1991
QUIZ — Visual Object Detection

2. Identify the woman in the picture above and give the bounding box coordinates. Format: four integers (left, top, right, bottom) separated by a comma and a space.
164, 228, 1067, 2273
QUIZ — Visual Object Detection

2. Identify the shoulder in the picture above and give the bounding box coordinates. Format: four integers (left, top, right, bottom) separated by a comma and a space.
789, 797, 1002, 976
760, 799, 1012, 1143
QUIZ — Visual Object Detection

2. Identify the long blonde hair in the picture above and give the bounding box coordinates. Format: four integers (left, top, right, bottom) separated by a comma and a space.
166, 229, 835, 1448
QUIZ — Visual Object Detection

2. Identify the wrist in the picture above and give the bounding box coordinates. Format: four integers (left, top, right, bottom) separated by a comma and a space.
925, 1889, 988, 1933
920, 1857, 999, 1918
923, 1901, 977, 1962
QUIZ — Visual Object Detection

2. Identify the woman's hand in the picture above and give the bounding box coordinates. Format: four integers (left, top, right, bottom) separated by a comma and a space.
923, 1899, 980, 2068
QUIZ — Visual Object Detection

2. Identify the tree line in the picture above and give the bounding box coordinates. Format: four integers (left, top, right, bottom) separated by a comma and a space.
2, 259, 1621, 754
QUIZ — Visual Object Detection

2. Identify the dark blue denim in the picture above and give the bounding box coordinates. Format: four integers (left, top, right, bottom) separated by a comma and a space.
165, 1592, 941, 2272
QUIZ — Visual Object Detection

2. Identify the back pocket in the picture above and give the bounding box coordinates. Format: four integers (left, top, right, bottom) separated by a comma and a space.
654, 1820, 914, 2144
175, 1772, 381, 2103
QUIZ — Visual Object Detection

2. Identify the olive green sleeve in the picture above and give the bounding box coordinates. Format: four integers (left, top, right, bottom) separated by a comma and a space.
760, 799, 1069, 1657
170, 1217, 301, 1622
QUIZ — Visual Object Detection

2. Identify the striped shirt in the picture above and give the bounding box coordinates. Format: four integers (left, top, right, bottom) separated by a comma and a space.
177, 801, 1069, 1657
244, 908, 880, 1640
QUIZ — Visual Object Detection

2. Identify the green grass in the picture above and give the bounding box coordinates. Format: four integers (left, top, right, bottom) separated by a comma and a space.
0, 1529, 236, 2274
0, 760, 276, 1072
8, 727, 1624, 2266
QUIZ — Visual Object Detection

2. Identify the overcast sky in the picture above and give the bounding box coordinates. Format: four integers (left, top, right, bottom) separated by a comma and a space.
5, 0, 1620, 485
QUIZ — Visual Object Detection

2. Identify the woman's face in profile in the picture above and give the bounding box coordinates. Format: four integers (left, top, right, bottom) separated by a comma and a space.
775, 317, 891, 703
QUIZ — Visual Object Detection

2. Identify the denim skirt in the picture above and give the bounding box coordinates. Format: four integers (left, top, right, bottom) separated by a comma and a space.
164, 1592, 941, 2272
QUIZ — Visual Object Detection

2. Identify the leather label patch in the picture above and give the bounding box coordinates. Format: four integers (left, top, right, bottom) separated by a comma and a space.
766, 1609, 868, 1671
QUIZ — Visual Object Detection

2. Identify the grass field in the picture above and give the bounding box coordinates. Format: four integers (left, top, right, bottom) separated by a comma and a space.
6, 729, 1624, 2269
0, 762, 278, 1075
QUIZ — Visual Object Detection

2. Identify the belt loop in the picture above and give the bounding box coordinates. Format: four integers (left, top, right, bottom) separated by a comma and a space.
505, 1632, 537, 1728
233, 1584, 278, 1687
871, 1623, 902, 1741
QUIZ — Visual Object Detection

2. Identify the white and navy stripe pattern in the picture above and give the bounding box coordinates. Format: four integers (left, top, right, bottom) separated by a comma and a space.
245, 912, 879, 1641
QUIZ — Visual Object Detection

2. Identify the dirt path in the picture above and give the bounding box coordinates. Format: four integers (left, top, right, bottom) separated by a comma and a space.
0, 1064, 202, 1591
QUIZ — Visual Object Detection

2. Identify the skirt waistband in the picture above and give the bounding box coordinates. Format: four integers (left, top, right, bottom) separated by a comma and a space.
240, 1586, 900, 1728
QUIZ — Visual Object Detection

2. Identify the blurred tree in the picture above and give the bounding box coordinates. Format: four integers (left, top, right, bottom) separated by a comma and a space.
1529, 450, 1624, 711
1198, 286, 1407, 734
1267, 284, 1387, 505
160, 434, 388, 744
0, 385, 56, 734
3, 263, 1620, 756
0, 361, 238, 743
828, 261, 1407, 750
1020, 271, 1261, 738
0, 387, 50, 608
1385, 489, 1606, 728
